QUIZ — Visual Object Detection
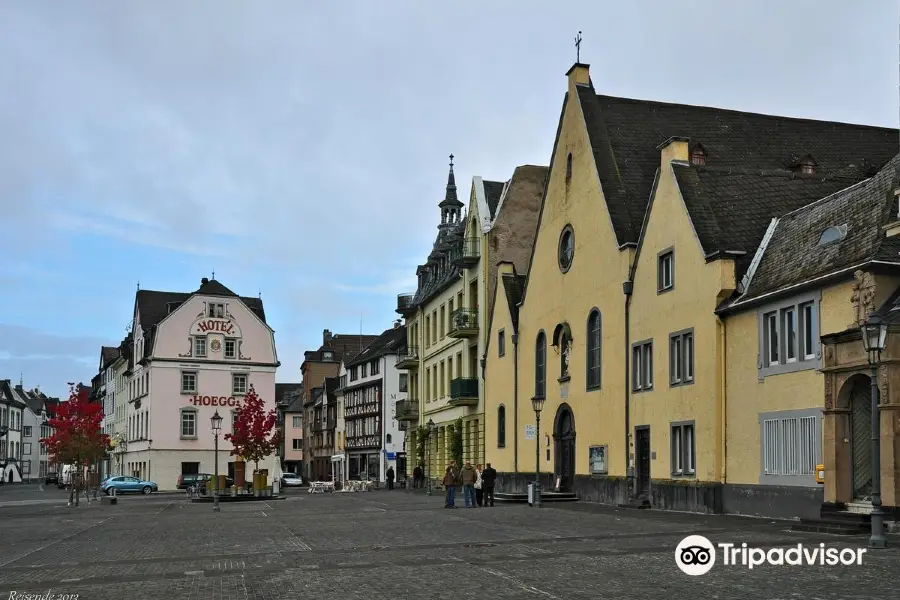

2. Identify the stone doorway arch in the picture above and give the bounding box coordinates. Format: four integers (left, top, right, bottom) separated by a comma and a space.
553, 403, 576, 492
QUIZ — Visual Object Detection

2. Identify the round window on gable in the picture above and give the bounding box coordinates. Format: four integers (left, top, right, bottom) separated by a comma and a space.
558, 225, 575, 273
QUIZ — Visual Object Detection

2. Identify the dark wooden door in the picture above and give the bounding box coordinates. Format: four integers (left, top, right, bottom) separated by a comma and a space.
554, 409, 576, 492
850, 379, 873, 501
636, 428, 651, 498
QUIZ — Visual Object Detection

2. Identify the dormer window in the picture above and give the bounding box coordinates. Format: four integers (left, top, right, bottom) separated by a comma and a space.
791, 154, 817, 175
690, 145, 706, 166
208, 303, 225, 318
818, 224, 848, 246
323, 351, 333, 361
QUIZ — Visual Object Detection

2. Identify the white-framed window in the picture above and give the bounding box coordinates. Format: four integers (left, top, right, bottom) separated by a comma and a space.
194, 336, 207, 357
292, 439, 303, 450
208, 303, 225, 318
758, 294, 820, 377
23, 426, 32, 437
632, 340, 653, 391
669, 329, 694, 386
763, 414, 818, 477
224, 339, 236, 359
292, 416, 302, 428
232, 374, 248, 395
658, 249, 674, 292
671, 423, 695, 476
23, 442, 32, 455
180, 409, 197, 439
181, 371, 197, 394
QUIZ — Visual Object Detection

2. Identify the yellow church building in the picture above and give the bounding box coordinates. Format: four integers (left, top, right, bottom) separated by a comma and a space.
483, 59, 899, 521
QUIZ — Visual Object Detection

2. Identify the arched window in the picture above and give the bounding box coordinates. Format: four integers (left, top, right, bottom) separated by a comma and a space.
535, 331, 546, 398
586, 310, 602, 390
497, 405, 506, 448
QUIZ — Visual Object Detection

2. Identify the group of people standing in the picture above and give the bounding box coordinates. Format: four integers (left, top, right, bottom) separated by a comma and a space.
441, 460, 496, 508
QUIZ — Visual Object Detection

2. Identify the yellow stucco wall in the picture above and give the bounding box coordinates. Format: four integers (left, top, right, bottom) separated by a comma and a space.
498, 67, 632, 478
725, 275, 900, 485
484, 263, 517, 472
628, 139, 734, 483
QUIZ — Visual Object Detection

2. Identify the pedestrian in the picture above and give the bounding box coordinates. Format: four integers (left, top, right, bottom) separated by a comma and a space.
442, 461, 458, 508
413, 464, 423, 488
386, 466, 395, 490
474, 463, 484, 507
481, 462, 497, 507
459, 461, 477, 508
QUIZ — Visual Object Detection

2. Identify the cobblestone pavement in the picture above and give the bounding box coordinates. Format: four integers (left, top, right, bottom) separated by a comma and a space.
1, 491, 898, 599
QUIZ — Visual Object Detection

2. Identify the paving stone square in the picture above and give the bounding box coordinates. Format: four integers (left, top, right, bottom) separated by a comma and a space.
0, 489, 898, 599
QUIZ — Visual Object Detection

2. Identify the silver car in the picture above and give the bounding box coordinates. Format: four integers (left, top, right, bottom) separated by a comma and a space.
281, 473, 304, 487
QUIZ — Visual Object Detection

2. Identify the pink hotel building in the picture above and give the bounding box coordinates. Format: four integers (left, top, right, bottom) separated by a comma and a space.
122, 277, 279, 489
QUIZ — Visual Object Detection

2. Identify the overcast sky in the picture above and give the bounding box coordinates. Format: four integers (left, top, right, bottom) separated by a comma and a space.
0, 0, 896, 399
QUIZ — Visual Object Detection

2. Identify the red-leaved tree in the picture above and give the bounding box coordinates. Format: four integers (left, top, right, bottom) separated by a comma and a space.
41, 384, 110, 506
225, 385, 280, 474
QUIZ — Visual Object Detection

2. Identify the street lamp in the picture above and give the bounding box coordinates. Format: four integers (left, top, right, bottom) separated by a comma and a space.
210, 410, 223, 513
425, 419, 436, 496
861, 314, 888, 548
531, 396, 546, 508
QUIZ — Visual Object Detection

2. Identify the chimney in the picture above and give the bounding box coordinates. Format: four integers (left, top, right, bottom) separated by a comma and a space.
394, 319, 401, 329
323, 329, 333, 345
201, 277, 209, 285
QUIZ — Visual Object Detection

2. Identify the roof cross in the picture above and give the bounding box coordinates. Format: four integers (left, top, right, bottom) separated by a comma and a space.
575, 31, 583, 63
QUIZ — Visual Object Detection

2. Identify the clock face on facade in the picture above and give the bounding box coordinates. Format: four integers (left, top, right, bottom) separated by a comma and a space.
210, 339, 222, 353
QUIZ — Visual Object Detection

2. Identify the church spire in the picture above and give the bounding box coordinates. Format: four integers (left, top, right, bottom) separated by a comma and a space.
438, 154, 463, 225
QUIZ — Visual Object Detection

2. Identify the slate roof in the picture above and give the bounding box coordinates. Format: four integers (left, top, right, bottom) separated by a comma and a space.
101, 346, 120, 367
674, 166, 860, 276
276, 383, 303, 412
731, 153, 900, 305
575, 82, 897, 247
346, 325, 407, 367
0, 380, 27, 409
318, 334, 382, 365
134, 278, 266, 360
483, 180, 506, 221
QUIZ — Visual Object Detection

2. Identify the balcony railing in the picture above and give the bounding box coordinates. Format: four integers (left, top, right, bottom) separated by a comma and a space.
449, 377, 479, 406
448, 307, 479, 338
395, 345, 420, 369
395, 398, 419, 422
396, 293, 417, 317
452, 237, 480, 267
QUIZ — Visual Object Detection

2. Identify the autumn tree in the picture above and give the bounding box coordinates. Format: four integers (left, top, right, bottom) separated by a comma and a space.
41, 384, 110, 506
225, 385, 280, 474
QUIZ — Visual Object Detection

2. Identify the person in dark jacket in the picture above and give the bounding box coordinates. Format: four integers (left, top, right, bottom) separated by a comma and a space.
386, 466, 395, 490
481, 463, 497, 507
412, 465, 423, 488
442, 461, 459, 508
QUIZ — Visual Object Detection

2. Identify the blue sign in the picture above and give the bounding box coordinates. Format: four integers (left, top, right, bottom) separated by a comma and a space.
386, 452, 396, 460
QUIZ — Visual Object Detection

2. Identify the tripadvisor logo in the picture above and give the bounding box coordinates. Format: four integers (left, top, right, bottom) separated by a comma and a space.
675, 535, 867, 576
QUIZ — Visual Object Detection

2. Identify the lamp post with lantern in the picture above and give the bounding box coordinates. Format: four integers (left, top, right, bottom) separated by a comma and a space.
860, 313, 888, 548
425, 419, 436, 496
210, 410, 223, 513
532, 395, 545, 508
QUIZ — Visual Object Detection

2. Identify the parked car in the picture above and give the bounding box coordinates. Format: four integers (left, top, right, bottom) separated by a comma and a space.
44, 471, 58, 485
101, 476, 158, 495
176, 473, 234, 491
280, 472, 303, 487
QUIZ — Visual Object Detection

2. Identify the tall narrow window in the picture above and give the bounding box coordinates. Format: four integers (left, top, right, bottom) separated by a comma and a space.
535, 332, 546, 398
783, 307, 797, 363
765, 312, 779, 366
801, 302, 815, 360
586, 310, 601, 390
497, 405, 506, 448
632, 341, 653, 391
669, 330, 694, 386
658, 250, 674, 292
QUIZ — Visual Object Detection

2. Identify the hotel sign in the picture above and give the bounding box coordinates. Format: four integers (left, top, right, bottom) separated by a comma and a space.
188, 395, 241, 407
192, 318, 237, 336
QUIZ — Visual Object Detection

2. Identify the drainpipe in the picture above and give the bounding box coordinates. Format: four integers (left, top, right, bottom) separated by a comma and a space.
512, 332, 519, 475
716, 315, 727, 484
623, 279, 634, 498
